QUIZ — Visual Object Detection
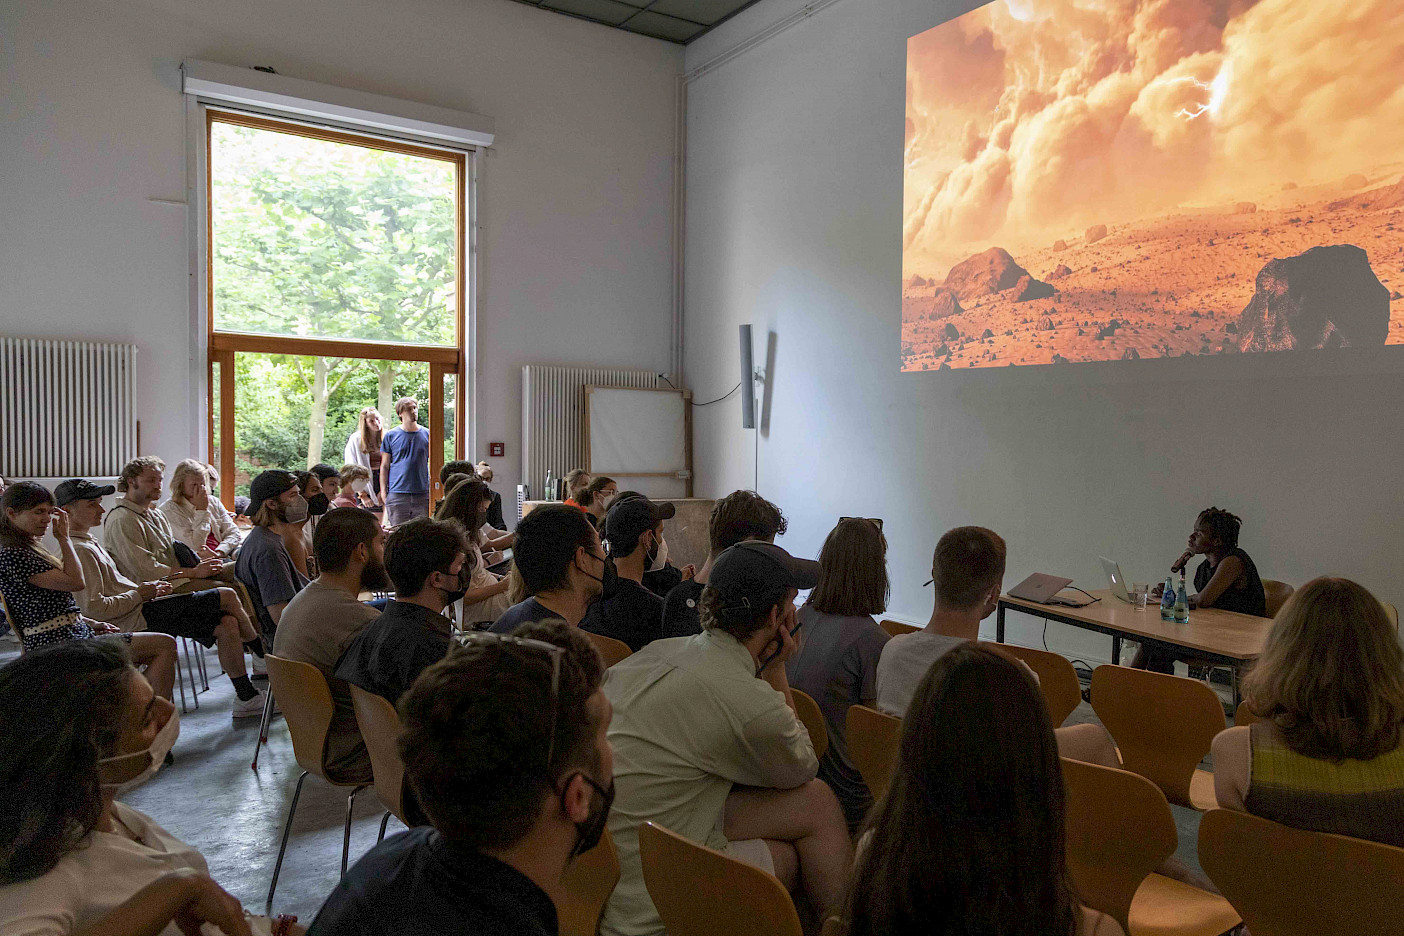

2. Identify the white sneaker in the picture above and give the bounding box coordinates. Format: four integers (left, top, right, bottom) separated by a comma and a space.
233, 690, 267, 719
250, 654, 268, 678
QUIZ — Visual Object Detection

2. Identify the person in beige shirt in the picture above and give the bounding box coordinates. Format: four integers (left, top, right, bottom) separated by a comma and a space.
601, 542, 852, 936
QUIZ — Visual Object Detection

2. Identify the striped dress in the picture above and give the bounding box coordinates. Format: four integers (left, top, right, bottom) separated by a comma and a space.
1245, 720, 1404, 847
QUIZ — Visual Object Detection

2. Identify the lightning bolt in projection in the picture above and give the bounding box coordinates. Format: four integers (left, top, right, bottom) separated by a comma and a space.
1164, 63, 1233, 120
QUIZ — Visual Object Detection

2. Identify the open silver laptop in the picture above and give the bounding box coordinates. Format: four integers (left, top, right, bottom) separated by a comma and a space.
1008, 572, 1076, 604
1100, 556, 1131, 603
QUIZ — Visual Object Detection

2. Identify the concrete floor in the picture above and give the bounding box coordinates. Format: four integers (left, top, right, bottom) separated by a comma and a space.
1, 637, 1212, 924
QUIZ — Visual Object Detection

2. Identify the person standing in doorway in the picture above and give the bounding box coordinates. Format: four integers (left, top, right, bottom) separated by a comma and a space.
345, 407, 385, 512
380, 397, 431, 527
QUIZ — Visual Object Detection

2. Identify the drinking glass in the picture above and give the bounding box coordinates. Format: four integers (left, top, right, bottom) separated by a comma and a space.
1131, 583, 1149, 611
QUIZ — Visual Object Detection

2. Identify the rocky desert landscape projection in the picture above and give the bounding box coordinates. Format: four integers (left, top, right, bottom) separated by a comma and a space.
901, 0, 1404, 371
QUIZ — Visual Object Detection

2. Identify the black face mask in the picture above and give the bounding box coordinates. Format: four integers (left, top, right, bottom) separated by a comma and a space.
564, 772, 615, 857
438, 566, 472, 606
307, 493, 331, 517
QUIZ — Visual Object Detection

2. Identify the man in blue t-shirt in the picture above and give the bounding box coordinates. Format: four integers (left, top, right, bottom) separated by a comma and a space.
380, 397, 431, 527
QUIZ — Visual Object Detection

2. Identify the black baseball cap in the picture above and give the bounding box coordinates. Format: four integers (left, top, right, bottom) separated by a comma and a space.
53, 478, 116, 507
709, 541, 820, 594
248, 470, 297, 517
602, 496, 676, 555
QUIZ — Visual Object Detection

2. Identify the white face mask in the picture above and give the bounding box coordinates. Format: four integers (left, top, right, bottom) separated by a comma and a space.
599, 493, 616, 510
648, 535, 669, 573
283, 493, 309, 524
351, 479, 368, 493
99, 708, 179, 796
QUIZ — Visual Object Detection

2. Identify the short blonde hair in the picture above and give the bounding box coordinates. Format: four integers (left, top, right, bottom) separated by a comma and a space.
169, 459, 211, 504
117, 456, 165, 493
1243, 577, 1404, 762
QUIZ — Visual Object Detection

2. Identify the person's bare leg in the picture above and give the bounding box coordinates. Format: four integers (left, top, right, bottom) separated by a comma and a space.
1055, 723, 1121, 768
763, 841, 799, 891
724, 781, 852, 918
214, 587, 257, 640
128, 633, 177, 700
212, 619, 248, 678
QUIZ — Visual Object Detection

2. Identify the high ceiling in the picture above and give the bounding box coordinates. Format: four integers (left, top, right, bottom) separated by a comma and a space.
507, 0, 762, 43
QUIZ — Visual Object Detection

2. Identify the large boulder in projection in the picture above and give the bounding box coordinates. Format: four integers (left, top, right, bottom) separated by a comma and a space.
1013, 275, 1056, 302
943, 247, 1029, 302
1085, 224, 1108, 244
907, 274, 929, 289
911, 288, 962, 321
1236, 245, 1389, 352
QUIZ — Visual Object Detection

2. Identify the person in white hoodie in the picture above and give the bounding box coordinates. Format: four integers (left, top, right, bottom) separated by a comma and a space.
59, 479, 268, 719
343, 406, 385, 509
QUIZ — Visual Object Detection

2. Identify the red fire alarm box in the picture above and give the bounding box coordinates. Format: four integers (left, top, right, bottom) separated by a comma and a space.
489, 441, 505, 457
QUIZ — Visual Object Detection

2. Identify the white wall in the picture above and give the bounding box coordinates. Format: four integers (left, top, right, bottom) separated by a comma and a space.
682, 0, 1404, 657
0, 0, 681, 504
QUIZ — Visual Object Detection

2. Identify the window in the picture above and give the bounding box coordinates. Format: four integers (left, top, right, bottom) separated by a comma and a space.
205, 111, 467, 497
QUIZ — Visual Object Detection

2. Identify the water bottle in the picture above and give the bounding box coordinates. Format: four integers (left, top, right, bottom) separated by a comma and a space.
543, 469, 555, 502
1160, 575, 1176, 621
1173, 571, 1190, 624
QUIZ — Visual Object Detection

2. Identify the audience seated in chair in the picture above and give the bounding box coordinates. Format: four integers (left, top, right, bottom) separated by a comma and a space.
0, 481, 176, 699
604, 492, 694, 599
1212, 577, 1404, 847
331, 464, 371, 510
273, 508, 388, 780
491, 505, 605, 632
475, 461, 507, 531
786, 517, 891, 831
435, 478, 513, 626
233, 470, 311, 646
334, 517, 468, 705
60, 479, 267, 720
837, 643, 1124, 936
660, 490, 787, 640
563, 468, 592, 507
578, 476, 618, 530
103, 457, 233, 596
0, 640, 265, 936
289, 469, 335, 578
158, 459, 242, 560
600, 541, 852, 936
580, 497, 674, 652
877, 526, 1006, 717
308, 621, 613, 936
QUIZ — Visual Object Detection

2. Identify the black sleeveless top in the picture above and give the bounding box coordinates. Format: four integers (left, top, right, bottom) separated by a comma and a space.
1194, 547, 1266, 616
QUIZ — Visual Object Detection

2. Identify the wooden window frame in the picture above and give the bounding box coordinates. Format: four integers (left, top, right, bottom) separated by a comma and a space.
205, 110, 468, 506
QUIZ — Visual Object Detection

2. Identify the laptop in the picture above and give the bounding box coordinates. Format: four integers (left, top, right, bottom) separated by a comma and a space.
1007, 572, 1076, 604
1100, 556, 1131, 603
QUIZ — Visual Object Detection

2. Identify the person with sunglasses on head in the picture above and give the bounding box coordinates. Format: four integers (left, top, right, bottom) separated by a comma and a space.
334, 517, 471, 705
0, 640, 266, 936
309, 621, 613, 936
490, 505, 606, 633
600, 542, 852, 936
580, 497, 674, 652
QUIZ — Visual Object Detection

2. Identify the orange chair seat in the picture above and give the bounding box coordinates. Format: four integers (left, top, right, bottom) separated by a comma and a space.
1187, 769, 1218, 812
1129, 873, 1240, 936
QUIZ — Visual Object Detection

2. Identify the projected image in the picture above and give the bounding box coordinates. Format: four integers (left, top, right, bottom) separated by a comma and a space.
901, 0, 1404, 371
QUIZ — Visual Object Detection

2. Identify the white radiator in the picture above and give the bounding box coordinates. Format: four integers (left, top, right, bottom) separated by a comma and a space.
521, 364, 659, 492
0, 338, 138, 478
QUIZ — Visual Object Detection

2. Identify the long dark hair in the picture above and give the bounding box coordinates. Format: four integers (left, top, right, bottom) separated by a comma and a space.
0, 640, 134, 883
0, 481, 53, 549
841, 643, 1080, 936
436, 478, 493, 546
808, 518, 888, 616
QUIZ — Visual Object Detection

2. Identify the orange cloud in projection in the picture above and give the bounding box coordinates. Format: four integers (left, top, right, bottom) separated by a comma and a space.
901, 0, 1404, 371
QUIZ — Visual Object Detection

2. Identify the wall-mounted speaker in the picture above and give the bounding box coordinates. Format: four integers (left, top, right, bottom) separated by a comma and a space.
739, 324, 755, 429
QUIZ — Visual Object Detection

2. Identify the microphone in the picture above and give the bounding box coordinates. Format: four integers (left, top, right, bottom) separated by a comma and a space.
1171, 550, 1194, 574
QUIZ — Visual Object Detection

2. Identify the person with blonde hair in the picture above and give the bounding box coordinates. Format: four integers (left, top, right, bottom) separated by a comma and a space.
1213, 577, 1404, 847
343, 406, 385, 509
333, 464, 372, 509
158, 459, 241, 559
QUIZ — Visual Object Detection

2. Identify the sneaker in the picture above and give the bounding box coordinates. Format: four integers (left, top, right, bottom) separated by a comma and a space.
249, 655, 268, 679
233, 690, 268, 719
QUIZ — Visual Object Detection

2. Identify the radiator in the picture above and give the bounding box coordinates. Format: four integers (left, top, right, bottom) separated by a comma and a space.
0, 338, 138, 478
521, 365, 659, 492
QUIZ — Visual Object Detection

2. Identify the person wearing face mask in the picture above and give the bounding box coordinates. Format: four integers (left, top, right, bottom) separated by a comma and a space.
234, 471, 312, 646
274, 508, 391, 783
310, 620, 612, 936
334, 517, 471, 705
579, 498, 675, 652
608, 492, 696, 598
577, 476, 618, 528
333, 465, 373, 509
600, 541, 852, 936
434, 479, 514, 627
0, 640, 269, 936
489, 506, 606, 633
289, 471, 335, 579
474, 461, 507, 532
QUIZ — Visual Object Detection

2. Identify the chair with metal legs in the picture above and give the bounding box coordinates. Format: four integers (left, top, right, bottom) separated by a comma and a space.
251, 683, 277, 770
262, 655, 372, 914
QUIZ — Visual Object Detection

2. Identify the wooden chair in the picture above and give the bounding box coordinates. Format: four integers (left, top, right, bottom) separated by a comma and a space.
638, 821, 802, 936
1261, 579, 1294, 618
791, 688, 828, 760
846, 704, 901, 801
1061, 758, 1239, 936
1090, 664, 1225, 810
558, 829, 621, 936
1199, 808, 1404, 935
349, 684, 408, 842
583, 631, 632, 668
0, 591, 24, 655
982, 641, 1083, 726
1232, 700, 1259, 727
879, 619, 919, 637
263, 655, 371, 914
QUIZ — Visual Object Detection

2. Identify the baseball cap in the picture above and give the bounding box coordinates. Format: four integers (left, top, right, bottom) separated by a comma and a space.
602, 496, 676, 555
247, 470, 297, 517
53, 478, 116, 507
709, 541, 820, 595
